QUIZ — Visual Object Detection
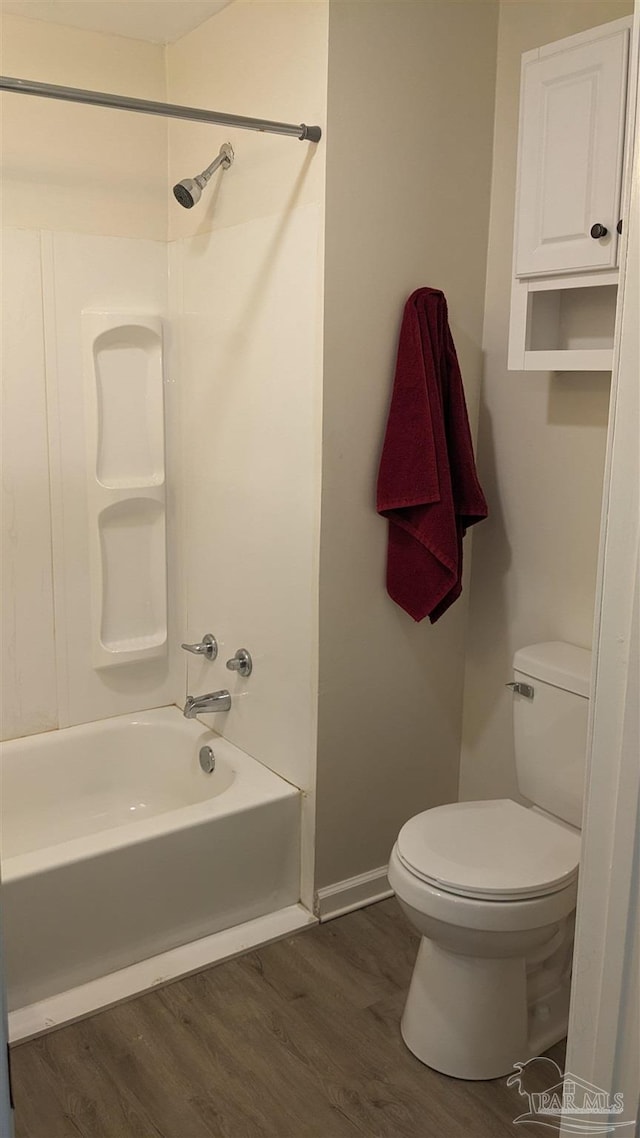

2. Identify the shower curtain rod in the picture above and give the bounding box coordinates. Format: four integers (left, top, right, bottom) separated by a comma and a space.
0, 75, 322, 142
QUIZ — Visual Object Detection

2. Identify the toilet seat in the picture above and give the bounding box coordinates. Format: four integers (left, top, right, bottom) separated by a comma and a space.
396, 799, 580, 902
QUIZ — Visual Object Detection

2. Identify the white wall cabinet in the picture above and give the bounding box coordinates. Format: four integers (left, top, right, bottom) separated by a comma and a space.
509, 18, 633, 372
515, 27, 629, 277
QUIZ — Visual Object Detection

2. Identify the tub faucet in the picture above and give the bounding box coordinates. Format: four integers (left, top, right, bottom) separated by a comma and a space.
183, 690, 231, 718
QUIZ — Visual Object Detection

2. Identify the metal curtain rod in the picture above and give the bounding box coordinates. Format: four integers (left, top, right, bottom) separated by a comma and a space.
0, 75, 322, 142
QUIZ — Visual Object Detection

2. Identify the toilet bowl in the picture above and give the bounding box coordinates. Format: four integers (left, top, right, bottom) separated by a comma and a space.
391, 642, 590, 1081
389, 800, 579, 1080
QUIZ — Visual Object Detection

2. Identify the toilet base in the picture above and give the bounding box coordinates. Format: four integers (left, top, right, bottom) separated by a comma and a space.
400, 937, 567, 1080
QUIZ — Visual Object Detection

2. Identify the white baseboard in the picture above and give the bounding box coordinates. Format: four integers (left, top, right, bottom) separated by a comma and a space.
9, 903, 316, 1044
315, 865, 393, 922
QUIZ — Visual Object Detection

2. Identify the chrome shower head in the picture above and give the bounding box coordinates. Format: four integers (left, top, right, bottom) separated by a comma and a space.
173, 178, 200, 209
172, 142, 234, 209
173, 178, 201, 209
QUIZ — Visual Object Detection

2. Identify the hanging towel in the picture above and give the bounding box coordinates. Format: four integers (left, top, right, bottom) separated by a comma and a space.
376, 287, 488, 623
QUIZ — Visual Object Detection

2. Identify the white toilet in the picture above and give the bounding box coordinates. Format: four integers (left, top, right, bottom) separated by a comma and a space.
389, 641, 591, 1081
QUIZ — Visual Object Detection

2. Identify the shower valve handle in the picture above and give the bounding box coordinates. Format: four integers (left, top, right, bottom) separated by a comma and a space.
226, 649, 253, 677
181, 634, 218, 661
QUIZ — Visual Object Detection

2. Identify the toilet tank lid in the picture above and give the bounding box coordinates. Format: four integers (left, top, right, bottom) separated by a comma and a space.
514, 642, 591, 697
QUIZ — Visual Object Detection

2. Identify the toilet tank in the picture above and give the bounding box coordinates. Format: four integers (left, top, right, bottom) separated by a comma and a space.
512, 641, 592, 829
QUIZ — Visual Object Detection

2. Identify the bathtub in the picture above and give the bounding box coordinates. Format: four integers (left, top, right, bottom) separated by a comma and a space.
1, 707, 303, 1034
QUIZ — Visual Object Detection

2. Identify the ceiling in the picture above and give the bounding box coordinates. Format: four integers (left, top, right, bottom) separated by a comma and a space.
0, 0, 232, 44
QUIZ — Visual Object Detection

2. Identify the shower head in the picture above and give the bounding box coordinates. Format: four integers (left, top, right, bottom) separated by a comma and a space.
173, 142, 234, 209
173, 179, 200, 209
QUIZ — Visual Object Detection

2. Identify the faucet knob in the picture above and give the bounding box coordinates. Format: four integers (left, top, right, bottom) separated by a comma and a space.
181, 633, 218, 660
226, 648, 252, 677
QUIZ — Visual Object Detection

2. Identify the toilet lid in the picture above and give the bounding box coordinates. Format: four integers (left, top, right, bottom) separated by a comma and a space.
396, 799, 580, 900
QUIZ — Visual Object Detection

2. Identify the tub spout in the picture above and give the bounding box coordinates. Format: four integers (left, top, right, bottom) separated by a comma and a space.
183, 690, 231, 718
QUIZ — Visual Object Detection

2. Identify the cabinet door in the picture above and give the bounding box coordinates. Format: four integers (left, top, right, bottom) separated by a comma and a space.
515, 26, 629, 277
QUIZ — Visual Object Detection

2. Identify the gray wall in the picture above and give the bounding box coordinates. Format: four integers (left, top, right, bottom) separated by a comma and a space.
315, 0, 499, 889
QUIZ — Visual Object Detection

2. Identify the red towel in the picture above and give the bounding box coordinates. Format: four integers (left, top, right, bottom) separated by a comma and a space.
377, 288, 488, 623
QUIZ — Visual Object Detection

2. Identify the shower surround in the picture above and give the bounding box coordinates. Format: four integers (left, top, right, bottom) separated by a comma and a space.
1, 2, 328, 1031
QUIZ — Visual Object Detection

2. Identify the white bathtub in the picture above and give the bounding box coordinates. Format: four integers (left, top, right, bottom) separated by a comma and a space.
0, 707, 302, 1028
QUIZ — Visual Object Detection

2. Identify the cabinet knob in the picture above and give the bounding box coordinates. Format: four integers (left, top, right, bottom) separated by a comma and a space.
617, 219, 623, 235
590, 223, 608, 239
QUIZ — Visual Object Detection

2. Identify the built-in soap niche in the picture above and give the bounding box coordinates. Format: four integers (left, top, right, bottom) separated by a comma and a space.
99, 498, 167, 661
83, 313, 167, 669
94, 324, 165, 488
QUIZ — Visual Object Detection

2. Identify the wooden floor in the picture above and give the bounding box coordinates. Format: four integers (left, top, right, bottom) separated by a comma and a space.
11, 899, 565, 1138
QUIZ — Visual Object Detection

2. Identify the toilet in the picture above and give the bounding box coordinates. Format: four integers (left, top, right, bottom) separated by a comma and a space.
389, 641, 591, 1081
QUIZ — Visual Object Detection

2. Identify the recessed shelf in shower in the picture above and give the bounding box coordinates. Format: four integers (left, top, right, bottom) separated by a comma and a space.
82, 312, 167, 669
94, 323, 165, 487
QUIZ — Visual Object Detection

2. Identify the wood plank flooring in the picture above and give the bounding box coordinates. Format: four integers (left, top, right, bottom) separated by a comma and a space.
11, 899, 565, 1138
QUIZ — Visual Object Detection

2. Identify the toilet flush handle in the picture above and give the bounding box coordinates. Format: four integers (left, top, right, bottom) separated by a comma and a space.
506, 681, 534, 699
